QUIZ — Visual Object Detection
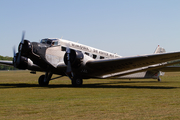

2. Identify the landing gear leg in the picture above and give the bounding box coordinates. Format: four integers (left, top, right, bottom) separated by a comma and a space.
38, 72, 53, 86
158, 77, 161, 82
66, 72, 83, 87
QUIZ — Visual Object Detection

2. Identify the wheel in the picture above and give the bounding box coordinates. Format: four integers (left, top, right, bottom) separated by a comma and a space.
158, 77, 161, 82
72, 77, 83, 87
38, 75, 49, 86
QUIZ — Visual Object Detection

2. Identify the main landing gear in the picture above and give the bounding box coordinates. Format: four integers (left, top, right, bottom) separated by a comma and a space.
66, 73, 83, 87
38, 72, 83, 87
158, 77, 161, 82
38, 72, 52, 86
71, 76, 83, 87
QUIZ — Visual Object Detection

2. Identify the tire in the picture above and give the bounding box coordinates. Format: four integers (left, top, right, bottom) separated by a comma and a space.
38, 75, 49, 86
158, 77, 161, 82
72, 77, 83, 87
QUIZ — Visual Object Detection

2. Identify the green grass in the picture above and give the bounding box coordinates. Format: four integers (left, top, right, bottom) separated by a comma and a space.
1, 71, 180, 119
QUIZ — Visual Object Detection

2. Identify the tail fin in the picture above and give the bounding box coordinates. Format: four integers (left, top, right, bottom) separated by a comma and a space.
154, 45, 166, 54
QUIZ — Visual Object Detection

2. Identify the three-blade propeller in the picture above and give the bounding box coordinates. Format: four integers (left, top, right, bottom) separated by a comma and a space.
66, 44, 74, 77
13, 31, 25, 68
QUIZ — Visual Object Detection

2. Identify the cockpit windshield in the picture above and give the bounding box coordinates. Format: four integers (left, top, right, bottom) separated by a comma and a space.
40, 39, 59, 46
41, 39, 52, 45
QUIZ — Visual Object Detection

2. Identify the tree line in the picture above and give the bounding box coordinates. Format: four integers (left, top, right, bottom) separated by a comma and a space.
0, 55, 17, 70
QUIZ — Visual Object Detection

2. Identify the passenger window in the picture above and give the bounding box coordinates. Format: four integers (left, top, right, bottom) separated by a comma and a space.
61, 47, 66, 51
100, 56, 104, 59
93, 54, 97, 59
54, 42, 58, 46
85, 52, 89, 56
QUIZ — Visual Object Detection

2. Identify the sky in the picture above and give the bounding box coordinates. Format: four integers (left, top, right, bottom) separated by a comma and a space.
0, 0, 180, 57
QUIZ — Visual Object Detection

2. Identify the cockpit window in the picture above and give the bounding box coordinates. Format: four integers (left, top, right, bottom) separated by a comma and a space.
52, 41, 58, 46
47, 40, 52, 45
41, 39, 52, 45
41, 39, 59, 46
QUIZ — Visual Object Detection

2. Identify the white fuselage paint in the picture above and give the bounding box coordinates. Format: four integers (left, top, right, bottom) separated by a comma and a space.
45, 38, 121, 67
46, 46, 64, 67
45, 38, 162, 79
60, 39, 121, 59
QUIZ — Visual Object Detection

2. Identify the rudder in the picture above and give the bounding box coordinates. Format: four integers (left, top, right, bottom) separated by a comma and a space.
154, 45, 166, 54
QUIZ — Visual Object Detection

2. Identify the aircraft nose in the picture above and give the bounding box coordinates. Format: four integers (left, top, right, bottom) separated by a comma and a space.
18, 40, 32, 57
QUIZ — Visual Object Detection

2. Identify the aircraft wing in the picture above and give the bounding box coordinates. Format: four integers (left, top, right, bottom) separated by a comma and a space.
101, 60, 180, 78
0, 60, 44, 72
86, 51, 180, 77
0, 60, 13, 66
159, 66, 180, 72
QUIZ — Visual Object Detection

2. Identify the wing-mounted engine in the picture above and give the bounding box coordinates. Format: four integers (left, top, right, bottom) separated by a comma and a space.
63, 48, 93, 87
13, 54, 28, 69
13, 55, 40, 70
64, 49, 84, 68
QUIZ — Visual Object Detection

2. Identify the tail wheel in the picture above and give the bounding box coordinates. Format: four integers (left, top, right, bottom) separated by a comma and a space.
72, 76, 83, 87
38, 75, 49, 86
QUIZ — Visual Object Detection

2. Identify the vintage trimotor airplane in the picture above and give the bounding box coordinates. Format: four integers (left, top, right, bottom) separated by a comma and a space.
1, 32, 180, 87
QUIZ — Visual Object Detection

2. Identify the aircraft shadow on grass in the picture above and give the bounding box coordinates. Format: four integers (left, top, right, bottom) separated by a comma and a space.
0, 80, 178, 89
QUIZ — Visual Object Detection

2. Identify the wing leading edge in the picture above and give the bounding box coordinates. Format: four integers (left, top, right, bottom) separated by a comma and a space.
86, 51, 180, 77
0, 60, 13, 66
0, 60, 44, 72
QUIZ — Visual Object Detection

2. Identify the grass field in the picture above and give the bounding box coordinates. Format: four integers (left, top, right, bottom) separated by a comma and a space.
1, 71, 180, 120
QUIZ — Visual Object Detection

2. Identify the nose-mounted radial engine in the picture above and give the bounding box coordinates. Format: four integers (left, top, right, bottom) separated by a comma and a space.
13, 32, 33, 69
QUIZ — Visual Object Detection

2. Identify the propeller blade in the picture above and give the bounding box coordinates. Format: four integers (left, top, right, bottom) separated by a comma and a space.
12, 46, 17, 67
65, 44, 73, 77
16, 50, 21, 67
66, 48, 71, 73
66, 61, 72, 73
21, 31, 25, 44
16, 31, 25, 67
13, 46, 16, 57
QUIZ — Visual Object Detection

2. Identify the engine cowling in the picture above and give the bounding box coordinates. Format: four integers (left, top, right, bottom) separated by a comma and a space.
64, 49, 84, 68
13, 55, 34, 69
18, 40, 32, 57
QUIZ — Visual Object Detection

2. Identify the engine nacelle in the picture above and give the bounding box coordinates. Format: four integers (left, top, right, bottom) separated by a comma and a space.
13, 55, 34, 70
64, 49, 84, 68
18, 40, 32, 57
